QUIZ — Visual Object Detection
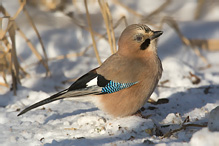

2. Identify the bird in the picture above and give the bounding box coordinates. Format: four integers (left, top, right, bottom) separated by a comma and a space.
18, 24, 163, 117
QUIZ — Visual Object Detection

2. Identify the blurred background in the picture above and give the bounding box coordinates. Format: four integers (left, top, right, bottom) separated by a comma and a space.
1, 0, 219, 94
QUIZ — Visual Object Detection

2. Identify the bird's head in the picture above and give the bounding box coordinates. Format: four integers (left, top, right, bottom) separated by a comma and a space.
118, 24, 163, 57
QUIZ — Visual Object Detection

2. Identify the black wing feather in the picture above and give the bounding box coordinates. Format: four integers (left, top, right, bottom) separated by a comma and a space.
68, 68, 98, 91
68, 68, 110, 91
17, 68, 111, 116
97, 75, 110, 87
17, 89, 68, 116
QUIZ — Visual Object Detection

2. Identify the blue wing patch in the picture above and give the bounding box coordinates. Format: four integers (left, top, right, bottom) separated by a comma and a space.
101, 81, 138, 93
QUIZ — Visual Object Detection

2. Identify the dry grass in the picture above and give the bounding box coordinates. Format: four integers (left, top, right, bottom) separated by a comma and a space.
84, 0, 102, 65
159, 17, 211, 67
1, 0, 218, 93
22, 7, 50, 76
162, 123, 207, 138
99, 0, 116, 54
194, 0, 206, 20
112, 0, 143, 17
0, 0, 49, 94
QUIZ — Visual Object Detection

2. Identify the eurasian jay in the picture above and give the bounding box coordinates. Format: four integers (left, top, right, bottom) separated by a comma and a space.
18, 24, 163, 117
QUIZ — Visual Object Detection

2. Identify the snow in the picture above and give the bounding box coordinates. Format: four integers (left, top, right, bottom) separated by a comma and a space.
190, 128, 219, 146
208, 106, 219, 131
1, 0, 219, 146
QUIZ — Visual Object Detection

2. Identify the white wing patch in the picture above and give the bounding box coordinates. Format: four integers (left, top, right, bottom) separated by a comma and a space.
86, 77, 98, 87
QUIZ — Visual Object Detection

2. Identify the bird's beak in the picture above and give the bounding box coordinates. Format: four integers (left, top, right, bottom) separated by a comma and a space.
150, 31, 163, 40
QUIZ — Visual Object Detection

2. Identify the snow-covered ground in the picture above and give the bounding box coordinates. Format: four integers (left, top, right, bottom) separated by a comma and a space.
1, 0, 219, 146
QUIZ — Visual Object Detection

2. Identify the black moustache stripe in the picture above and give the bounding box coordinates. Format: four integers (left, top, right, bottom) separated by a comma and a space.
140, 39, 150, 50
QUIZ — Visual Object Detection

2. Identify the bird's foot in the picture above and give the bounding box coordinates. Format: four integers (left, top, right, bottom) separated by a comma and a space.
133, 107, 152, 119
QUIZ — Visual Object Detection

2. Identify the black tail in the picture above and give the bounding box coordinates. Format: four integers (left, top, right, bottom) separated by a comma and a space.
17, 89, 68, 116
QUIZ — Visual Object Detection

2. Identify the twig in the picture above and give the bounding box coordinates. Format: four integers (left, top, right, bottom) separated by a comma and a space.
194, 0, 205, 20
11, 0, 26, 20
143, 0, 171, 21
162, 123, 207, 138
160, 17, 209, 65
98, 0, 116, 54
16, 26, 50, 71
84, 0, 102, 65
113, 0, 143, 17
68, 14, 108, 41
23, 15, 128, 69
22, 6, 50, 76
106, 3, 117, 53
114, 15, 128, 27
190, 39, 219, 51
8, 21, 20, 95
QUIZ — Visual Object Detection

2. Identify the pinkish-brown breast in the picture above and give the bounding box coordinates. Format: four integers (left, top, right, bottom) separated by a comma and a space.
98, 77, 158, 117
96, 51, 162, 117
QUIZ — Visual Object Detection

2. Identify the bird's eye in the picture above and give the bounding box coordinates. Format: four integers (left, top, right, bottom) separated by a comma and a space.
136, 36, 142, 41
144, 28, 150, 33
135, 34, 143, 42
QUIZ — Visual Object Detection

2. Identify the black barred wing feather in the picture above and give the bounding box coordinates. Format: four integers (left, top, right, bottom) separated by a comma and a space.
67, 68, 110, 94
101, 81, 138, 94
68, 68, 138, 95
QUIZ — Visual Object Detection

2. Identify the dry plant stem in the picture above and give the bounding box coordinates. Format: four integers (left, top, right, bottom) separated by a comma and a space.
0, 19, 7, 87
11, 0, 26, 20
72, 0, 81, 13
0, 17, 13, 39
77, 15, 127, 58
26, 15, 129, 76
0, 52, 9, 87
8, 21, 20, 95
24, 15, 128, 67
106, 3, 117, 53
190, 39, 219, 51
2, 39, 10, 51
16, 26, 50, 70
162, 123, 207, 138
115, 15, 128, 27
0, 82, 9, 87
3, 47, 26, 79
1, 4, 44, 78
160, 17, 209, 65
84, 0, 102, 65
0, 1, 49, 91
23, 43, 92, 69
113, 0, 143, 17
143, 0, 171, 21
99, 15, 128, 41
64, 8, 108, 41
104, 2, 115, 53
98, 0, 113, 54
0, 18, 3, 38
82, 15, 127, 56
3, 36, 28, 75
194, 0, 205, 20
49, 47, 89, 61
50, 15, 127, 61
70, 15, 108, 41
22, 7, 50, 76
74, 14, 127, 38
193, 46, 208, 64
61, 15, 127, 59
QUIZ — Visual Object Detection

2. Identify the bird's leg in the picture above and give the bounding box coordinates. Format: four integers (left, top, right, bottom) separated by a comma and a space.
133, 109, 144, 117
133, 107, 145, 117
133, 107, 152, 119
